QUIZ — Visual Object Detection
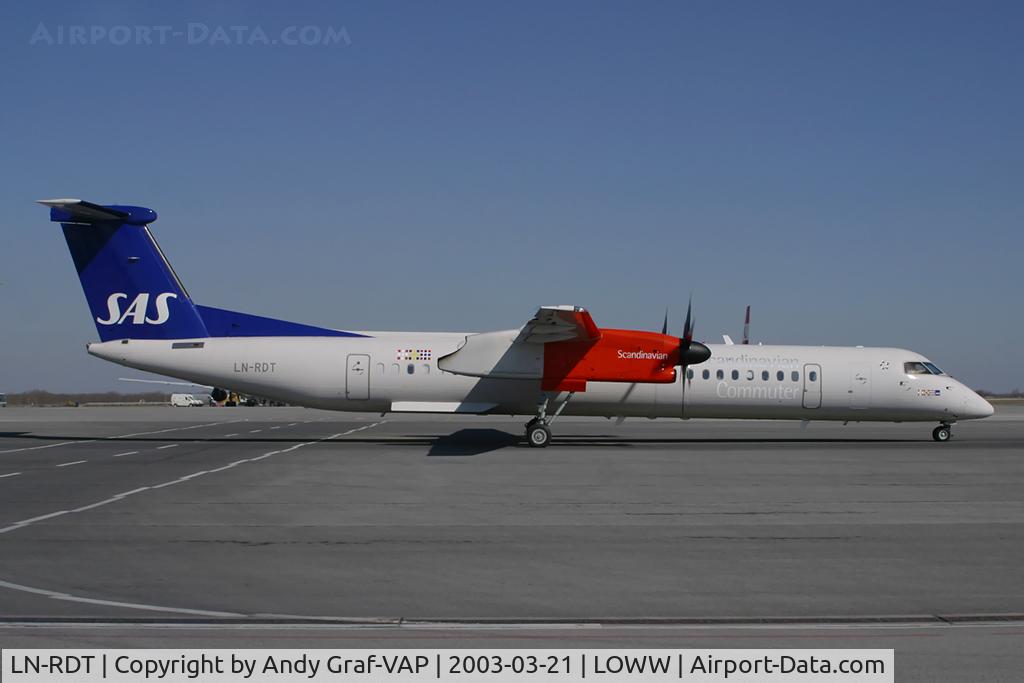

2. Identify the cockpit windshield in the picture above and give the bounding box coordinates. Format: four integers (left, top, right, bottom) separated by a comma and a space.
905, 361, 945, 376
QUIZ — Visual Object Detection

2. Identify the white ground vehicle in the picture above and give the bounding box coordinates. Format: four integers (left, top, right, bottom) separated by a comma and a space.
170, 393, 203, 407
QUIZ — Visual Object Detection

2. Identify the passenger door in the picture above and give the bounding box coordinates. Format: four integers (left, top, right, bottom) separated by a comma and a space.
346, 354, 370, 400
802, 363, 822, 409
849, 365, 872, 409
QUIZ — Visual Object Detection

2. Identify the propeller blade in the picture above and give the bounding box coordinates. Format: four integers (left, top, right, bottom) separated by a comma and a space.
677, 296, 711, 366
682, 297, 693, 345
661, 308, 669, 336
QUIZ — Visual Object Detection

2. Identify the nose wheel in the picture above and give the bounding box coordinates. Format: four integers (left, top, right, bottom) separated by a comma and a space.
932, 424, 953, 442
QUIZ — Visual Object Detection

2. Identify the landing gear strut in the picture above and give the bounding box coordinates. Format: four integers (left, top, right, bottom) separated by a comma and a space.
525, 392, 574, 448
932, 423, 953, 442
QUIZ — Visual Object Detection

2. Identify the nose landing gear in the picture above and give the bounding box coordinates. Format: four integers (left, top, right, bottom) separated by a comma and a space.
932, 423, 953, 442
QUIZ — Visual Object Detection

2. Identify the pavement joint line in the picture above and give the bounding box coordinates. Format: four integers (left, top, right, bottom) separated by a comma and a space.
112, 451, 137, 458
0, 472, 22, 479
156, 444, 179, 450
2, 615, 1023, 630
56, 460, 86, 468
0, 419, 245, 455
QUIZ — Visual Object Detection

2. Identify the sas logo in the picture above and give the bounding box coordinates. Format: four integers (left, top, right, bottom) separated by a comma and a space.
96, 292, 178, 326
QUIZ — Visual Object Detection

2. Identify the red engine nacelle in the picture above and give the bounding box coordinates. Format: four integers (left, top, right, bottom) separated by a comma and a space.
542, 329, 681, 392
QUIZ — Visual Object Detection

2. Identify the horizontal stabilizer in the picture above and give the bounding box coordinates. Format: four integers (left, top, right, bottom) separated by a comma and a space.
38, 198, 157, 225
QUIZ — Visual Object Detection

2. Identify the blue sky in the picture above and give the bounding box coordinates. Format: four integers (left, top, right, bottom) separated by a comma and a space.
1, 1, 1022, 392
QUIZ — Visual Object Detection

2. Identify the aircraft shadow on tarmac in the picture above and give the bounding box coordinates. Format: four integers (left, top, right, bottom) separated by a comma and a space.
373, 430, 916, 456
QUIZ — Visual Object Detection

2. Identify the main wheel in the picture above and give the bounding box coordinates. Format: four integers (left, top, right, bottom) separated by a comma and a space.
527, 423, 552, 448
932, 425, 952, 442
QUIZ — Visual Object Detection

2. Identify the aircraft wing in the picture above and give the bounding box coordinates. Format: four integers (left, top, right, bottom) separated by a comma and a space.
438, 306, 600, 380
518, 306, 601, 344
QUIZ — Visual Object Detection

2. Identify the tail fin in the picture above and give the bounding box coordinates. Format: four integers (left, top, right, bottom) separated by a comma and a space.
41, 199, 209, 341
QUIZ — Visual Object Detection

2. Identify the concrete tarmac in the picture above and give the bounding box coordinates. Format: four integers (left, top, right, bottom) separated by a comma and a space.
0, 405, 1022, 680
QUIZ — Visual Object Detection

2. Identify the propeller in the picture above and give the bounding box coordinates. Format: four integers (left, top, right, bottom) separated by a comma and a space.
678, 297, 711, 366
660, 308, 669, 336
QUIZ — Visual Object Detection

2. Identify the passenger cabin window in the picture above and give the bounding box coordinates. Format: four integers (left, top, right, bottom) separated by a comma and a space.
791, 371, 799, 381
809, 370, 818, 382
407, 363, 415, 375
762, 370, 769, 381
716, 369, 724, 380
686, 368, 694, 380
702, 369, 710, 380
777, 370, 784, 381
731, 370, 739, 380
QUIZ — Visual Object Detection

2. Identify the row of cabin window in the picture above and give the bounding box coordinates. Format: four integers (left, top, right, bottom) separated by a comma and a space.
377, 363, 432, 375
686, 368, 817, 382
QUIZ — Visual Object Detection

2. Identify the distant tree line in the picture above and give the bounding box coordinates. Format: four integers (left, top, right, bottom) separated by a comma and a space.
975, 389, 1023, 398
6, 390, 172, 406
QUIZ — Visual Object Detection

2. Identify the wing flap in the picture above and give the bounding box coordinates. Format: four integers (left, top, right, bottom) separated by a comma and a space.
519, 306, 601, 344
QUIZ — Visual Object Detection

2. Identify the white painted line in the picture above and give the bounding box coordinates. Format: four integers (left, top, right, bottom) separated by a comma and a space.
112, 451, 138, 458
0, 440, 86, 454
249, 429, 262, 433
224, 433, 239, 437
287, 423, 298, 427
7, 510, 70, 527
270, 426, 281, 430
56, 460, 86, 468
0, 422, 385, 537
0, 579, 243, 617
0, 419, 244, 455
0, 472, 22, 479
156, 444, 178, 450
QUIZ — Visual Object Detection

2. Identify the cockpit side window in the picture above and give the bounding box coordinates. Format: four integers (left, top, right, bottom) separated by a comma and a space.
904, 361, 931, 375
923, 362, 945, 375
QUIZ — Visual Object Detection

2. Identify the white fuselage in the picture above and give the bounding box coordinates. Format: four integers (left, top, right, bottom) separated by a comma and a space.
87, 332, 994, 424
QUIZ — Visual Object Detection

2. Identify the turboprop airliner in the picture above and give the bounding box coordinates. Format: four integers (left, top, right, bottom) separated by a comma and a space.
40, 199, 993, 447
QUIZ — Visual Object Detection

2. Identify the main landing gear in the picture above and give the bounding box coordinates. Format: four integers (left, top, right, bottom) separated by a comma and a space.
932, 423, 953, 442
525, 392, 575, 448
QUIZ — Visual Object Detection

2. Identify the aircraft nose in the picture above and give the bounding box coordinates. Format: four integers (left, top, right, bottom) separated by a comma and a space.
963, 391, 995, 419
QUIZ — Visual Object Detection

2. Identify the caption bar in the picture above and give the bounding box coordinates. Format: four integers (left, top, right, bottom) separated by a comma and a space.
1, 649, 893, 682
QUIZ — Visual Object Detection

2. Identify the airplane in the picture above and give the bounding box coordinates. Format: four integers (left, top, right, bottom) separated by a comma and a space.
39, 198, 994, 447
722, 305, 752, 346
